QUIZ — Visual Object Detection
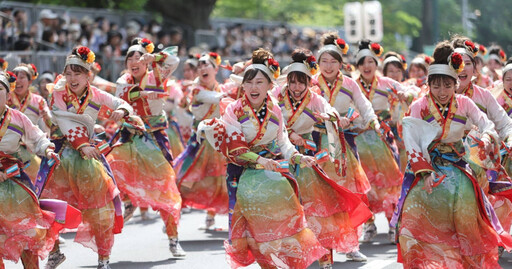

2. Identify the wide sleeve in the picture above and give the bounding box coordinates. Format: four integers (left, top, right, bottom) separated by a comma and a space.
192, 88, 226, 104
463, 96, 498, 140
94, 87, 133, 115
347, 78, 377, 127
482, 90, 512, 141
19, 112, 54, 156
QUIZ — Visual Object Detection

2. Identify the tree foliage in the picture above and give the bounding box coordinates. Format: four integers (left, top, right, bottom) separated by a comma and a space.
20, 0, 148, 10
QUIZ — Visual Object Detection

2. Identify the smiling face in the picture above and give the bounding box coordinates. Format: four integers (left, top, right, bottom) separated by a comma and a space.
64, 65, 89, 96
504, 71, 512, 95
197, 60, 218, 86
243, 70, 271, 108
14, 70, 30, 97
357, 56, 378, 82
409, 64, 426, 79
318, 52, 342, 82
287, 72, 309, 101
429, 75, 456, 105
126, 51, 147, 81
458, 54, 475, 91
183, 63, 197, 81
385, 63, 403, 82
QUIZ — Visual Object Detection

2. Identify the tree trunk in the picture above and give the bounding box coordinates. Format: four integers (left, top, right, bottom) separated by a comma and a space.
146, 0, 217, 30
412, 0, 433, 53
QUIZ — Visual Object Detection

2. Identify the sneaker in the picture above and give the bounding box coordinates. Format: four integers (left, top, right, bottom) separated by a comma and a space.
205, 215, 215, 230
499, 246, 505, 257
123, 202, 136, 222
388, 229, 396, 244
362, 222, 377, 242
346, 250, 368, 262
97, 260, 111, 269
45, 251, 66, 269
169, 238, 187, 257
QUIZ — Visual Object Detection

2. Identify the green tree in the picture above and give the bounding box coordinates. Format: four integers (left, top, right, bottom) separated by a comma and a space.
20, 0, 147, 10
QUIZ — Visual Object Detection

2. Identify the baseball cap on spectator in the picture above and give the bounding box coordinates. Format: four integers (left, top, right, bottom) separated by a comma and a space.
39, 9, 57, 20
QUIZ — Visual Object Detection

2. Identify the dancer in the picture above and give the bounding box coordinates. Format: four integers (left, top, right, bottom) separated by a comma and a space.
110, 38, 185, 257
199, 48, 326, 269
312, 32, 376, 260
274, 48, 372, 268
392, 40, 512, 268
43, 46, 131, 269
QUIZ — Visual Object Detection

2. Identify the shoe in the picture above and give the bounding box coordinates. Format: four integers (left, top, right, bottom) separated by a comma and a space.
169, 238, 187, 257
388, 229, 396, 244
97, 259, 111, 269
362, 222, 377, 242
58, 236, 66, 244
205, 215, 215, 230
346, 250, 368, 262
123, 202, 136, 222
45, 251, 66, 269
499, 246, 505, 257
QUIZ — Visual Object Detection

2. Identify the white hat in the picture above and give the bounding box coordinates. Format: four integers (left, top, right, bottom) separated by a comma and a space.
40, 9, 57, 20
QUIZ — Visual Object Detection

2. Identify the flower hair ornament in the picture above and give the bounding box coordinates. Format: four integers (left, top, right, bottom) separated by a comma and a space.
127, 38, 154, 55
13, 63, 39, 81
30, 64, 38, 80
266, 57, 280, 79
318, 37, 349, 60
478, 44, 487, 56
356, 41, 384, 64
489, 48, 507, 64
281, 55, 317, 79
463, 40, 479, 57
65, 46, 95, 71
0, 58, 7, 71
448, 52, 465, 73
199, 52, 222, 68
428, 52, 464, 80
3, 71, 17, 92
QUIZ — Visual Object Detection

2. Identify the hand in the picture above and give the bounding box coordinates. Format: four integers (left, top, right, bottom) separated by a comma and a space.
422, 173, 434, 194
371, 120, 381, 135
46, 150, 61, 166
257, 157, 280, 171
300, 155, 317, 168
110, 109, 126, 121
94, 124, 105, 134
0, 172, 7, 182
313, 112, 330, 121
338, 117, 350, 129
397, 91, 408, 102
289, 132, 304, 146
138, 53, 155, 65
140, 91, 160, 100
80, 146, 101, 160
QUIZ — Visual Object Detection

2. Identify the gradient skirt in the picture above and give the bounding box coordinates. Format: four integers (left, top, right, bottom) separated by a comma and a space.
225, 168, 326, 268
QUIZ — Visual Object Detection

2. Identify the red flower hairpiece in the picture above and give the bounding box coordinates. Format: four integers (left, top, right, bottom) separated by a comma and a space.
266, 57, 280, 79
464, 40, 478, 56
94, 62, 102, 72
0, 58, 7, 70
305, 55, 319, 75
370, 43, 383, 57
448, 52, 464, 73
335, 38, 349, 54
500, 50, 507, 62
424, 56, 433, 65
76, 46, 95, 64
140, 38, 154, 54
400, 54, 407, 70
6, 71, 16, 83
209, 52, 221, 66
478, 44, 487, 56
30, 63, 38, 80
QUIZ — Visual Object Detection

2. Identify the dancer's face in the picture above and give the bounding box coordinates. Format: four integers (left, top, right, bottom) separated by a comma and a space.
243, 71, 271, 108
430, 76, 456, 105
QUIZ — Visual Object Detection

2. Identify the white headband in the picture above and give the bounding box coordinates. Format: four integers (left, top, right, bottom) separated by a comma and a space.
13, 66, 33, 78
65, 56, 91, 71
383, 56, 401, 67
185, 58, 199, 68
246, 64, 275, 81
0, 73, 9, 91
428, 64, 458, 80
39, 72, 55, 82
127, 44, 146, 56
489, 54, 503, 64
454, 47, 474, 60
199, 54, 218, 68
356, 49, 379, 65
503, 64, 512, 77
318, 44, 343, 60
282, 62, 311, 77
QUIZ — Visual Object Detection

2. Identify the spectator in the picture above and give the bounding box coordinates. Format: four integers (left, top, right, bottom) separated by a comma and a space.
30, 9, 58, 40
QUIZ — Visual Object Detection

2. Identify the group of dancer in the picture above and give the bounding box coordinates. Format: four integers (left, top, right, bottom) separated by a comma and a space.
2, 30, 512, 269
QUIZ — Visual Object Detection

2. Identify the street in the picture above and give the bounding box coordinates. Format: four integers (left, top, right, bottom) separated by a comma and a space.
4, 209, 512, 268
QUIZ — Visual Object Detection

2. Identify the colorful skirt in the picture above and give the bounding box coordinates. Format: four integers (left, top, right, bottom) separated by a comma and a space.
292, 164, 367, 253
108, 133, 182, 224
175, 139, 228, 214
317, 132, 370, 194
42, 145, 119, 254
356, 129, 402, 218
18, 145, 41, 182
166, 121, 185, 159
225, 168, 326, 268
398, 167, 502, 268
0, 178, 58, 262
